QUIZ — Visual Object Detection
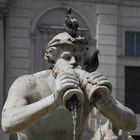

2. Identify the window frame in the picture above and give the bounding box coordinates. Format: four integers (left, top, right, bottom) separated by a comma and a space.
125, 31, 140, 56
123, 27, 140, 57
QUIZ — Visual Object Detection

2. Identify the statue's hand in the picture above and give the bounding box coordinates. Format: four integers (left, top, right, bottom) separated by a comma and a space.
83, 71, 113, 107
87, 71, 112, 92
55, 72, 80, 105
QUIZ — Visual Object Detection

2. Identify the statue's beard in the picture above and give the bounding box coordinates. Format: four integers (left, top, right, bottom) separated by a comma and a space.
52, 59, 75, 78
52, 58, 84, 110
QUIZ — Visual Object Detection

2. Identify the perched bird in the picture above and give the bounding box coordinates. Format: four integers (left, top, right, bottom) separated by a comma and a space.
64, 8, 79, 37
84, 49, 100, 72
66, 8, 72, 15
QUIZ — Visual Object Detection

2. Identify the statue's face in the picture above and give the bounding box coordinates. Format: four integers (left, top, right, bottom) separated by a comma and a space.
44, 45, 85, 69
56, 46, 84, 69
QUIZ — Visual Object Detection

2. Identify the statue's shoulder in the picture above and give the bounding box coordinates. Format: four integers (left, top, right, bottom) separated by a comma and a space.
30, 70, 52, 79
32, 70, 54, 84
7, 70, 53, 98
11, 70, 53, 90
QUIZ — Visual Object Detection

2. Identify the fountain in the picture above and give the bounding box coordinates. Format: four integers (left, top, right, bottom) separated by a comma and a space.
1, 8, 137, 140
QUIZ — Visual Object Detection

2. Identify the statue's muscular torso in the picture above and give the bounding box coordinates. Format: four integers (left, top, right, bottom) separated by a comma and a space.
16, 70, 91, 140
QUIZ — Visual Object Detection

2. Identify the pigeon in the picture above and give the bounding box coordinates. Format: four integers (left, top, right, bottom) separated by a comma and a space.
84, 49, 99, 72
66, 8, 72, 15
64, 8, 79, 37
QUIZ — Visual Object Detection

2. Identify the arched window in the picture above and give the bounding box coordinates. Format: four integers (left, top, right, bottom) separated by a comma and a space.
33, 8, 89, 72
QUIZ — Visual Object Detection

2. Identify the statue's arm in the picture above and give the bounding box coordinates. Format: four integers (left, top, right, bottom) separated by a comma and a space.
1, 75, 57, 133
75, 69, 137, 131
87, 72, 137, 131
93, 93, 137, 131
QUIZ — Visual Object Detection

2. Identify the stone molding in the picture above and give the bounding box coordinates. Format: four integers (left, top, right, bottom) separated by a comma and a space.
57, 0, 140, 7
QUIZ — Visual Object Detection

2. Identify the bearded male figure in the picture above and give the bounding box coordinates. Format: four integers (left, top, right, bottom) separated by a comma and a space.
1, 9, 136, 140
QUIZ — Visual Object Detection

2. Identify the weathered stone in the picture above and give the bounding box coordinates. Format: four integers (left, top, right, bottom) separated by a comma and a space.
1, 8, 137, 140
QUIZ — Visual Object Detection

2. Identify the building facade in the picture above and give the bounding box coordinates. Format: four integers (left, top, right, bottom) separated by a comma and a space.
0, 0, 140, 139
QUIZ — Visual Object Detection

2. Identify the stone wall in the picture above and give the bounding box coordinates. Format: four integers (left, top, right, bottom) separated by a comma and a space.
117, 5, 140, 136
0, 11, 9, 140
5, 0, 31, 94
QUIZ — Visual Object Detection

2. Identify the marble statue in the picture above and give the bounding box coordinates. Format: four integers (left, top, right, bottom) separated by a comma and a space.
92, 121, 135, 140
1, 9, 137, 140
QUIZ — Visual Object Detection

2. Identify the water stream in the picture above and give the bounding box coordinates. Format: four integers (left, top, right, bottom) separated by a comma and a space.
71, 105, 77, 140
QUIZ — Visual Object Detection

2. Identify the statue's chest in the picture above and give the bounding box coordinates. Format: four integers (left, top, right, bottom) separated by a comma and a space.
21, 108, 73, 140
27, 77, 55, 103
27, 107, 73, 133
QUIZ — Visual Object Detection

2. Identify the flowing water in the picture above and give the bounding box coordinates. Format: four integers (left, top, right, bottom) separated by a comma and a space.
71, 105, 77, 140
